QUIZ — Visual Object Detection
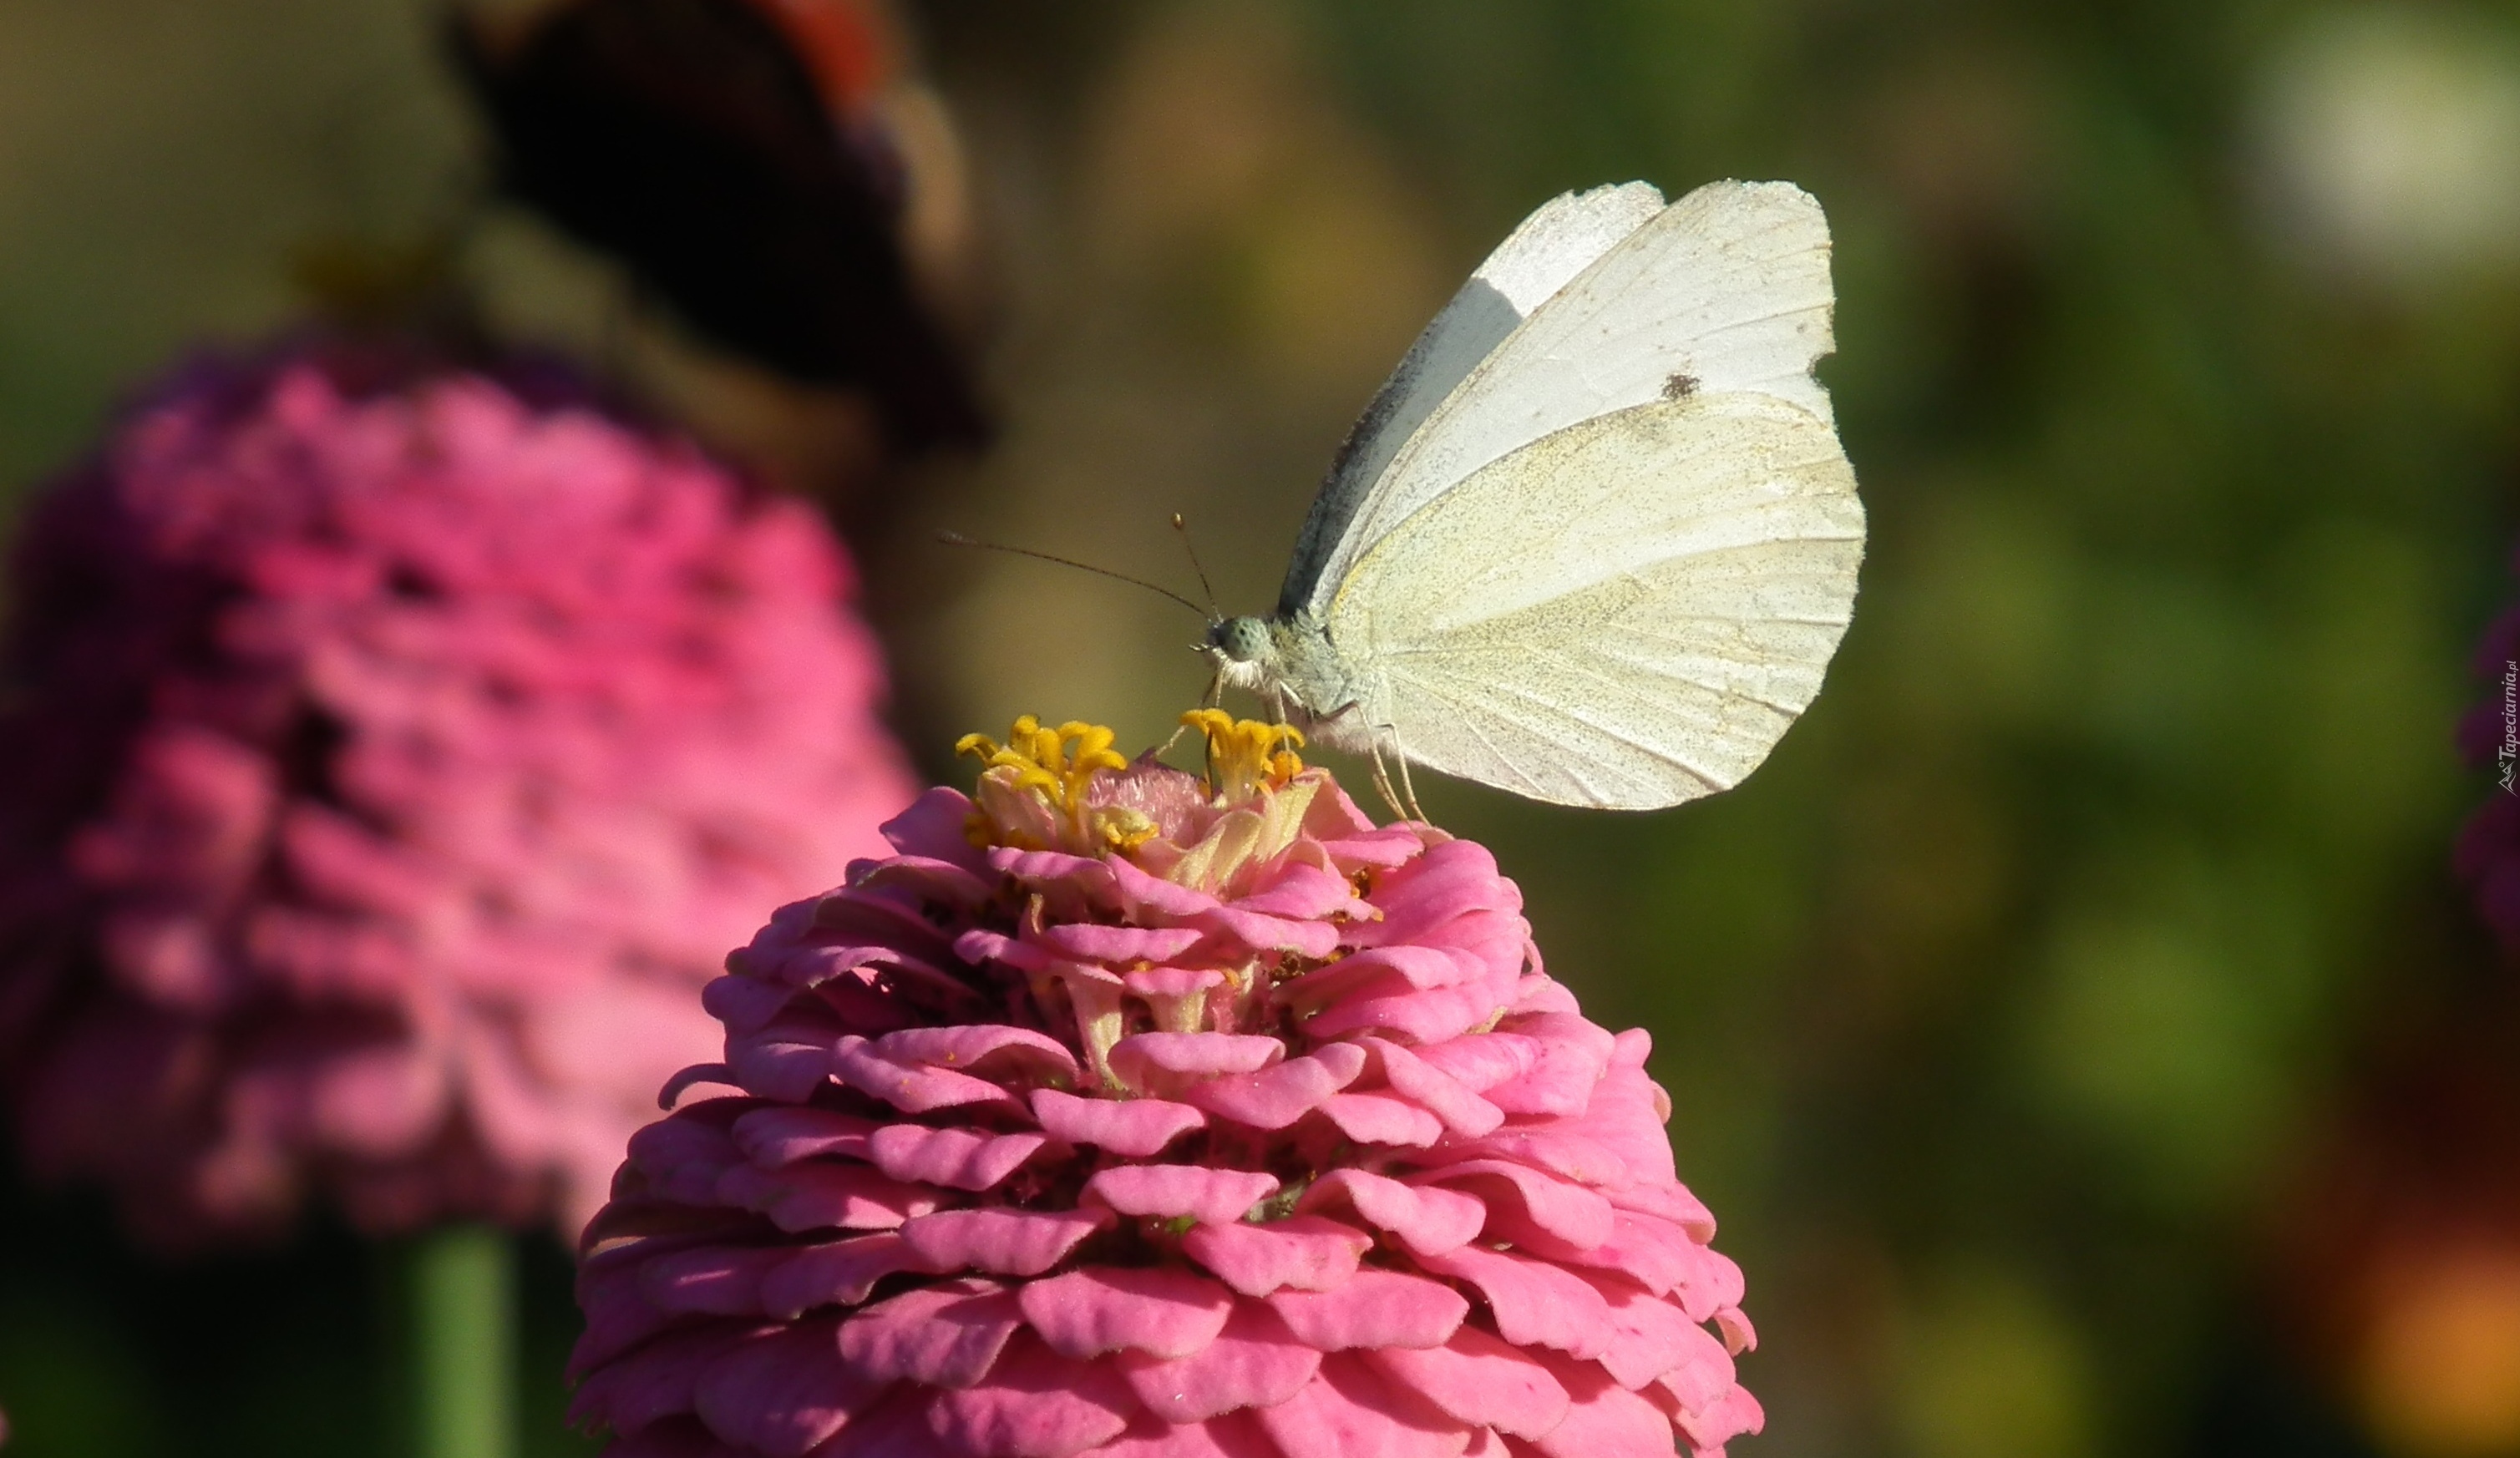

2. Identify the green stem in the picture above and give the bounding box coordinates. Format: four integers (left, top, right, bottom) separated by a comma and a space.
408, 1223, 516, 1458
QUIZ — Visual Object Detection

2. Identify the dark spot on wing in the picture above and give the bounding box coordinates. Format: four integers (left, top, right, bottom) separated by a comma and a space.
1661, 372, 1699, 400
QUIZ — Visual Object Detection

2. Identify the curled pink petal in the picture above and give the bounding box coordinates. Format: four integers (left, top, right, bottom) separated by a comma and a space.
898, 1208, 1115, 1278
1027, 1090, 1205, 1157
1251, 1351, 1472, 1458
1266, 1269, 1468, 1351
761, 1235, 938, 1317
1300, 1172, 1487, 1259
1318, 1092, 1445, 1148
868, 1125, 1048, 1192
923, 1333, 1140, 1458
1182, 1047, 1365, 1131
1089, 1413, 1278, 1458
1529, 1356, 1683, 1458
1417, 1246, 1616, 1360
690, 1317, 882, 1455
1085, 1166, 1279, 1227
1182, 1215, 1372, 1297
1364, 1325, 1573, 1440
1108, 1034, 1284, 1090
1018, 1267, 1235, 1360
1117, 1302, 1322, 1423
837, 1279, 1024, 1389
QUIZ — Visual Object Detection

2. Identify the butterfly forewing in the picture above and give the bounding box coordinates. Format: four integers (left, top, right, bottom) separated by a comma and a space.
1327, 393, 1862, 810
1279, 182, 1666, 616
1304, 180, 1835, 621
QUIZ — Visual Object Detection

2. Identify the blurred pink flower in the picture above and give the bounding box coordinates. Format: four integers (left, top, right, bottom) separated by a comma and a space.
0, 345, 917, 1246
570, 714, 1761, 1458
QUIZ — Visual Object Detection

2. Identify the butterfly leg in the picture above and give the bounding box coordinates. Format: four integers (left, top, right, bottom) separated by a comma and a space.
1371, 725, 1431, 826
1395, 743, 1427, 824
1363, 742, 1407, 823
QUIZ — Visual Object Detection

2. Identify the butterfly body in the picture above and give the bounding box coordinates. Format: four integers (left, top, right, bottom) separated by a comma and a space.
1204, 610, 1376, 752
1210, 179, 1865, 812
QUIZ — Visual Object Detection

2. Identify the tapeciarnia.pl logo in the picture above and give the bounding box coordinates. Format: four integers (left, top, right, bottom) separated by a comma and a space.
2500, 661, 2517, 794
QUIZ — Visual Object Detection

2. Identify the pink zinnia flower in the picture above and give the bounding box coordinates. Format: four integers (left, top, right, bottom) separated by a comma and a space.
570, 713, 1761, 1458
0, 345, 917, 1245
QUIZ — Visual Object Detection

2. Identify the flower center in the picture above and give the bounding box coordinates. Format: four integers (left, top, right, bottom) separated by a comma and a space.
956, 711, 1311, 858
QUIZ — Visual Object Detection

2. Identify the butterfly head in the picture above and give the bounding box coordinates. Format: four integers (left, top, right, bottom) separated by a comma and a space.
1204, 615, 1278, 693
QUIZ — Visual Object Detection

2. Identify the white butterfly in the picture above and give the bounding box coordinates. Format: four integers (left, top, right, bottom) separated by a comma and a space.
1204, 179, 1864, 813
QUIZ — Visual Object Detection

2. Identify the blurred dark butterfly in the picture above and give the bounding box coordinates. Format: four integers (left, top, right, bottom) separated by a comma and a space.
453, 0, 987, 450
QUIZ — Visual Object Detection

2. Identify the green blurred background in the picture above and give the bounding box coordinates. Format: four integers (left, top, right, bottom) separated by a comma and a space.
5, 0, 2520, 1455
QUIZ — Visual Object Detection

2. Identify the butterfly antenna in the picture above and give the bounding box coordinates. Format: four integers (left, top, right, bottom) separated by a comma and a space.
1171, 513, 1221, 619
937, 531, 1207, 616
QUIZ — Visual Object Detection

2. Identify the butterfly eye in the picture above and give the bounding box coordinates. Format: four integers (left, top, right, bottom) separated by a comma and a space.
1209, 617, 1270, 663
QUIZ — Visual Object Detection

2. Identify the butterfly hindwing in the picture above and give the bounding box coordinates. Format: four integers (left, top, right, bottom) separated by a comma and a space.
1327, 392, 1862, 810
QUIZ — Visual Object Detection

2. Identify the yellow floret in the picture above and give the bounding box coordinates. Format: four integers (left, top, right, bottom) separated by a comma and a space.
956, 716, 1127, 814
1180, 709, 1305, 802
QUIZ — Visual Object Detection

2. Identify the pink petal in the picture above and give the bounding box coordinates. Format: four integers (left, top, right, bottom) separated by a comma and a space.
1251, 1352, 1472, 1458
1182, 1216, 1371, 1297
831, 1037, 1022, 1114
733, 1023, 843, 1101
1118, 1302, 1322, 1423
1039, 923, 1207, 964
1573, 1272, 1715, 1390
571, 1322, 745, 1434
606, 1416, 742, 1458
1527, 1359, 1679, 1458
762, 1234, 939, 1317
1285, 944, 1480, 1005
1265, 1268, 1468, 1351
1420, 1161, 1613, 1251
662, 1063, 743, 1108
1645, 1325, 1738, 1418
1481, 1015, 1613, 1118
869, 1124, 1049, 1191
838, 1279, 1025, 1388
1029, 1090, 1206, 1157
1412, 1035, 1541, 1095
1671, 1382, 1762, 1451
693, 1316, 888, 1457
1108, 1034, 1284, 1090
880, 787, 990, 868
1299, 1171, 1486, 1258
717, 1161, 940, 1233
641, 1244, 788, 1315
1086, 1412, 1278, 1458
1663, 1240, 1743, 1324
899, 1207, 1116, 1278
1232, 861, 1372, 920
1183, 1047, 1364, 1131
1363, 1326, 1571, 1440
1714, 1307, 1755, 1355
1416, 1247, 1615, 1360
1549, 1212, 1702, 1301
732, 1106, 878, 1165
1085, 1166, 1279, 1227
1426, 1130, 1630, 1195
1302, 982, 1502, 1045
1192, 904, 1344, 959
1019, 1267, 1236, 1359
924, 1332, 1139, 1458
1318, 1092, 1444, 1148
1360, 1038, 1503, 1138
